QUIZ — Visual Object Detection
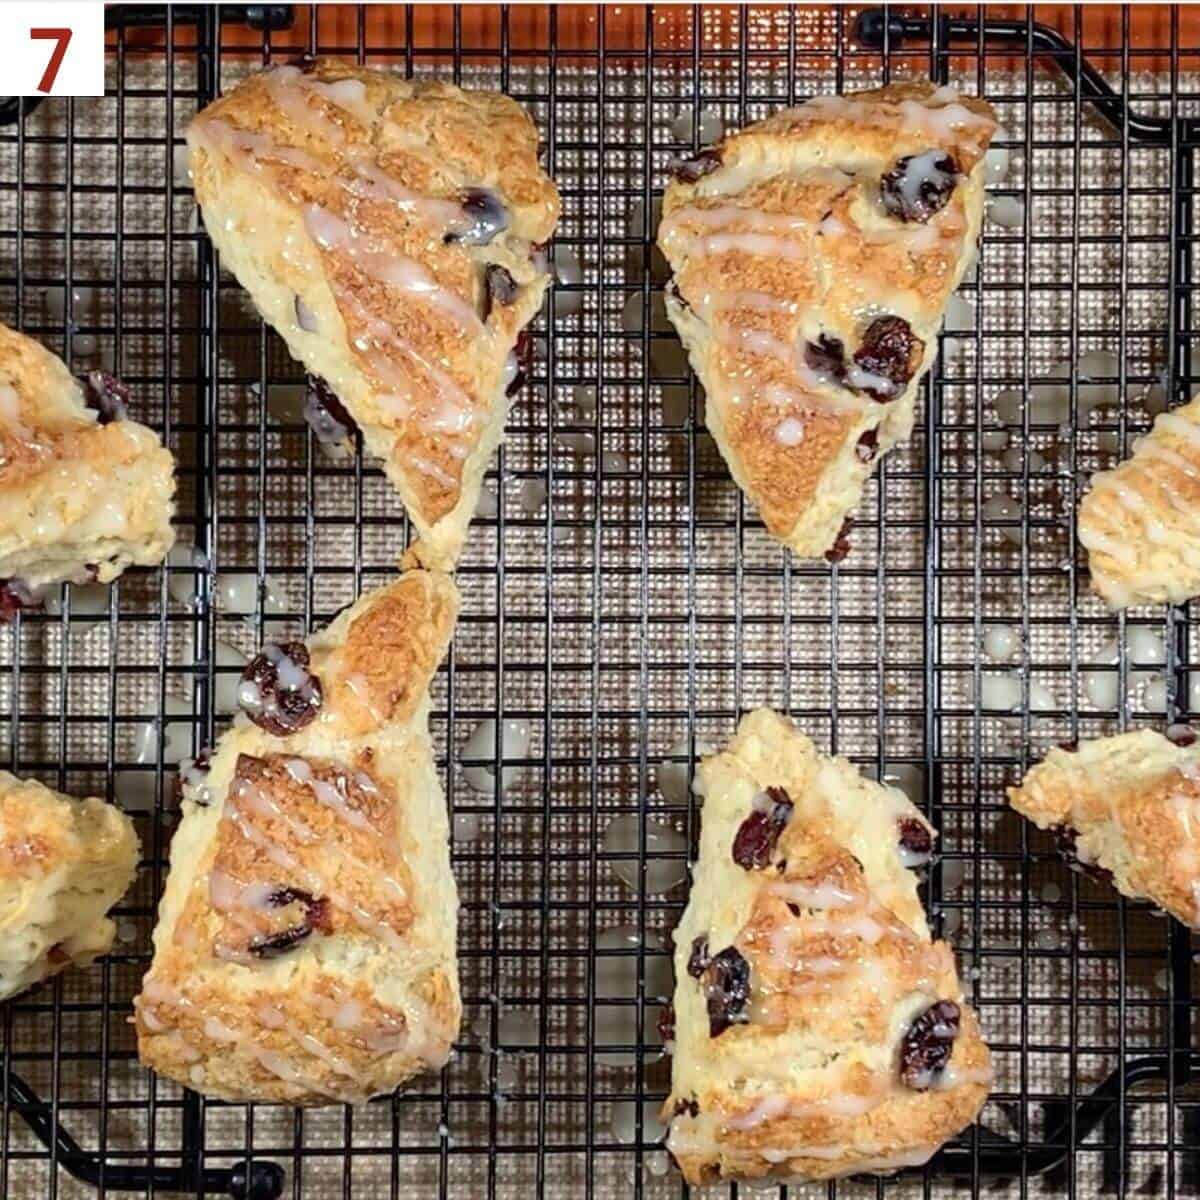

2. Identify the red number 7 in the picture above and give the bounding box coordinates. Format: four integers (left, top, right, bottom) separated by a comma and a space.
30, 28, 73, 95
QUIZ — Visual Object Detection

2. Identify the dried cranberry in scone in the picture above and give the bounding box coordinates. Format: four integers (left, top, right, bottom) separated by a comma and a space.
824, 516, 854, 564
482, 264, 519, 321
246, 888, 333, 959
880, 150, 959, 223
899, 999, 960, 1089
303, 375, 358, 448
446, 187, 510, 246
701, 946, 751, 1037
803, 333, 848, 384
670, 148, 723, 184
731, 787, 793, 869
852, 316, 924, 401
897, 816, 934, 867
687, 935, 710, 979
237, 641, 323, 736
83, 371, 130, 424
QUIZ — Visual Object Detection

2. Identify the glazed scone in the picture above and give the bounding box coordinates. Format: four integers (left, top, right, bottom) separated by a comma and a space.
0, 322, 176, 595
135, 569, 460, 1104
0, 772, 139, 1001
1079, 394, 1200, 608
662, 709, 990, 1185
657, 84, 996, 560
1008, 730, 1200, 926
188, 57, 560, 569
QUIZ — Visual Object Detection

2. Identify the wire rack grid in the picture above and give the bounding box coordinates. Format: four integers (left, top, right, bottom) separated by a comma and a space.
1, 3, 1199, 1198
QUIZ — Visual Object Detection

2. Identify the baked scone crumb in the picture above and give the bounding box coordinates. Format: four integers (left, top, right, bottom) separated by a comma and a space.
187, 57, 560, 568
0, 322, 176, 598
1008, 729, 1200, 927
657, 83, 996, 561
135, 569, 461, 1104
662, 709, 989, 1184
0, 772, 139, 1001
1079, 393, 1200, 608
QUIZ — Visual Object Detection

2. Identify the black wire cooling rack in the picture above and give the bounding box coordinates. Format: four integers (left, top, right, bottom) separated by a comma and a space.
2, 3, 1199, 1197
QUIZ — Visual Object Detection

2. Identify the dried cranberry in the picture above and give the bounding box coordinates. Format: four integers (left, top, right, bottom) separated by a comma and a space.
506, 328, 533, 397
247, 888, 332, 959
288, 52, 319, 73
899, 999, 960, 1089
897, 817, 933, 866
47, 943, 70, 965
665, 278, 691, 313
731, 787, 793, 869
1054, 824, 1113, 885
687, 935, 710, 978
880, 151, 959, 223
0, 580, 39, 623
656, 1002, 676, 1045
303, 375, 358, 446
1167, 724, 1198, 747
804, 334, 847, 383
83, 371, 130, 424
853, 316, 923, 401
238, 641, 323, 736
1056, 740, 1079, 753
670, 149, 723, 184
672, 1097, 700, 1118
173, 747, 212, 808
445, 188, 509, 246
482, 264, 519, 322
855, 428, 879, 464
702, 946, 751, 1038
824, 516, 854, 564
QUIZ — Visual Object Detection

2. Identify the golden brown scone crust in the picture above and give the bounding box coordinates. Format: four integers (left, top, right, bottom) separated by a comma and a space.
188, 58, 560, 568
1079, 394, 1200, 608
135, 570, 462, 1104
0, 323, 176, 589
0, 772, 139, 1000
1008, 730, 1200, 927
662, 709, 989, 1185
658, 84, 995, 559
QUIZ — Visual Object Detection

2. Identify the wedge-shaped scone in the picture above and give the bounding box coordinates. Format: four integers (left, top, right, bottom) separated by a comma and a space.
1079, 395, 1200, 608
0, 322, 175, 596
1009, 730, 1200, 926
0, 772, 138, 1001
135, 570, 460, 1104
188, 57, 560, 568
662, 709, 990, 1185
657, 84, 996, 560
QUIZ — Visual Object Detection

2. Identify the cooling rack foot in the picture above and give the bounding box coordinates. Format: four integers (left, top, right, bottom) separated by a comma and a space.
5, 1071, 286, 1197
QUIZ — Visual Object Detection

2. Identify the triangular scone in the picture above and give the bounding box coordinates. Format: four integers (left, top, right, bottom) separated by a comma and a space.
1009, 731, 1200, 927
0, 322, 175, 593
658, 85, 995, 560
662, 709, 990, 1185
187, 58, 560, 568
0, 772, 138, 1001
1079, 395, 1200, 608
135, 570, 460, 1104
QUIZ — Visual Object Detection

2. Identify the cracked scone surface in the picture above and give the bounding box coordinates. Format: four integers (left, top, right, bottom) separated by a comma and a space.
657, 84, 995, 560
0, 772, 139, 1001
0, 323, 176, 590
662, 709, 989, 1184
188, 57, 560, 568
1009, 730, 1200, 927
135, 569, 461, 1104
1078, 394, 1200, 608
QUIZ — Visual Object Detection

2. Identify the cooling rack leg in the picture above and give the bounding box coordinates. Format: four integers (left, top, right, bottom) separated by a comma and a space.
6, 1071, 285, 1196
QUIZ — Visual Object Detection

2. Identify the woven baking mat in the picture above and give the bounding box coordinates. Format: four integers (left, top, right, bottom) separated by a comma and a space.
0, 38, 1196, 1200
